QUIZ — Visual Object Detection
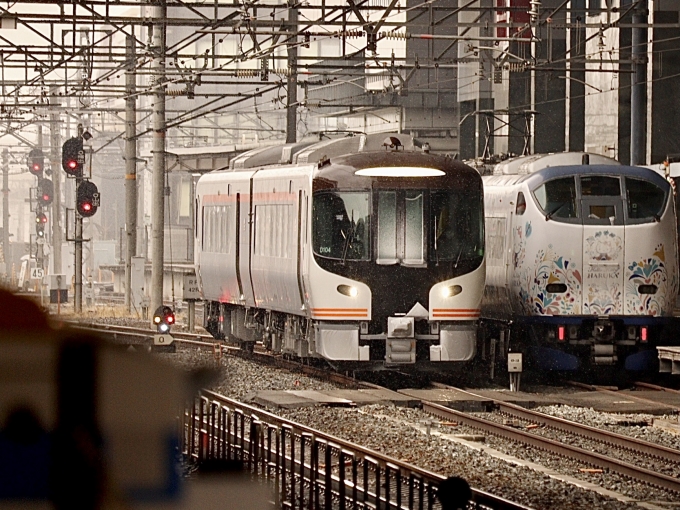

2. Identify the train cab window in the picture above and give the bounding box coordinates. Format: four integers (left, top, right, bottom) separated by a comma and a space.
377, 191, 398, 264
581, 176, 621, 196
580, 176, 624, 225
431, 191, 484, 265
312, 191, 370, 260
404, 191, 425, 265
532, 177, 577, 220
625, 177, 666, 221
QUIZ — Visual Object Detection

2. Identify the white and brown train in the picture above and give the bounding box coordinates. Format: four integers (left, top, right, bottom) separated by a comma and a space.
194, 133, 485, 370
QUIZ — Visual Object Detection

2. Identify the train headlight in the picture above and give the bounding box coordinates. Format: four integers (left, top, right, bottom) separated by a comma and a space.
337, 284, 358, 297
355, 167, 445, 177
441, 285, 462, 298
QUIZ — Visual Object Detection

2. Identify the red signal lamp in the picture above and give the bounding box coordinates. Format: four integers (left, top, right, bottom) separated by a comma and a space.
557, 325, 566, 342
640, 326, 648, 342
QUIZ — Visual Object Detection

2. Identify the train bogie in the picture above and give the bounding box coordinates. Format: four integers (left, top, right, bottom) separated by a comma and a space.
196, 133, 486, 370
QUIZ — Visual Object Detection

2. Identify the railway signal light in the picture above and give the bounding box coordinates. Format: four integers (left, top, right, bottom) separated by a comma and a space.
153, 305, 175, 333
28, 148, 44, 176
62, 137, 83, 177
76, 180, 99, 217
38, 179, 53, 205
35, 213, 47, 237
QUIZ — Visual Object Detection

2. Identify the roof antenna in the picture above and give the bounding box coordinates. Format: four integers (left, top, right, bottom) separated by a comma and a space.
383, 136, 403, 151
582, 153, 590, 165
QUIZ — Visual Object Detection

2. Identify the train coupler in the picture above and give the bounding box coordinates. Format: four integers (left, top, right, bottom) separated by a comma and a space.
385, 317, 416, 364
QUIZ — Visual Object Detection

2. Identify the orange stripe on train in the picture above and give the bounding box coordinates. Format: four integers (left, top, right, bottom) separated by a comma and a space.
311, 308, 368, 312
312, 313, 369, 318
432, 308, 481, 313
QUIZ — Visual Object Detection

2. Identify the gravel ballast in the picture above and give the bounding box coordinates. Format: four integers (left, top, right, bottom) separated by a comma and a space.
160, 344, 680, 510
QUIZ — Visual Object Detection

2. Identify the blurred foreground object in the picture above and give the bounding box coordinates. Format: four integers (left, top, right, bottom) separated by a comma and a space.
0, 290, 186, 509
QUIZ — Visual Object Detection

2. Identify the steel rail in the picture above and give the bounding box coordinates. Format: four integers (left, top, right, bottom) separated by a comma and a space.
568, 380, 680, 414
190, 390, 534, 510
68, 320, 534, 508
634, 381, 680, 395
439, 386, 680, 464
65, 321, 374, 389
421, 400, 680, 494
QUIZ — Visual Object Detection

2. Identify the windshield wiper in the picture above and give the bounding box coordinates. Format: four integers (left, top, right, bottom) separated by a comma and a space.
453, 246, 463, 269
433, 215, 439, 265
341, 210, 355, 265
545, 202, 567, 221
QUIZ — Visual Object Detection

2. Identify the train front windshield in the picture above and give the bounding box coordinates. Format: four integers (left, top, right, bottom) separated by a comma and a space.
312, 189, 484, 267
531, 175, 669, 224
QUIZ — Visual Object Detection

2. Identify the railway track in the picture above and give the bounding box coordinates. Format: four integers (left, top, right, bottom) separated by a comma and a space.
66, 321, 373, 389
427, 384, 680, 494
186, 390, 532, 510
568, 380, 680, 414
69, 320, 532, 509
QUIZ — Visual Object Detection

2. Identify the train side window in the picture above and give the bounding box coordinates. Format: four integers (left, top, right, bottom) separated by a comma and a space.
201, 206, 205, 249
515, 192, 526, 215
625, 177, 666, 221
532, 177, 577, 220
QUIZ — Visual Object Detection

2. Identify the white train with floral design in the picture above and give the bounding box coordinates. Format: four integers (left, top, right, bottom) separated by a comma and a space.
482, 153, 679, 375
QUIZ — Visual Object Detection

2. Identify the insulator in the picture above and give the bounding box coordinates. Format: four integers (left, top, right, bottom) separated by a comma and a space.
334, 30, 363, 38
272, 68, 293, 77
235, 69, 259, 77
597, 24, 606, 51
529, 0, 541, 23
380, 31, 408, 40
166, 88, 186, 96
507, 62, 528, 72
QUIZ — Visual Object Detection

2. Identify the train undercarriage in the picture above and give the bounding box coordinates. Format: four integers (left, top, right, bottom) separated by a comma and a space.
481, 316, 678, 376
204, 301, 477, 371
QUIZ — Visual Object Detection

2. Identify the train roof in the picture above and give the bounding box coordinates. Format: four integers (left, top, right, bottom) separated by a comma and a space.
493, 152, 620, 175
643, 162, 680, 179
229, 133, 419, 170
520, 164, 672, 189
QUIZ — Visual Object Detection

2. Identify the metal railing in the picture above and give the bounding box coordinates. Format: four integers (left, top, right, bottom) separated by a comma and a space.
182, 390, 532, 510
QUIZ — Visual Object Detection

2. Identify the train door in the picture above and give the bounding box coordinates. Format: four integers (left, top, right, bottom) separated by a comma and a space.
239, 182, 256, 308
296, 187, 309, 311
580, 176, 626, 315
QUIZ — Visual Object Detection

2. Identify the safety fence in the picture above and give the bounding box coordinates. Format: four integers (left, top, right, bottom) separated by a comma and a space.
182, 390, 532, 510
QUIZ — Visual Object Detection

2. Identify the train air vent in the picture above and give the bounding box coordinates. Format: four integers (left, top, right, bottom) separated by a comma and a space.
638, 284, 657, 294
546, 283, 567, 293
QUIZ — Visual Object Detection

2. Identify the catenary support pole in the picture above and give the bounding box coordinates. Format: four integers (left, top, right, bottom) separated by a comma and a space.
36, 125, 44, 269
285, 0, 298, 144
50, 87, 61, 275
630, 3, 646, 165
125, 33, 138, 312
2, 149, 8, 280
151, 0, 167, 312
74, 125, 84, 313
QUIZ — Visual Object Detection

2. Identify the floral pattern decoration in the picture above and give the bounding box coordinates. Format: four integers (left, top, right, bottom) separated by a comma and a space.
625, 244, 670, 316
524, 246, 582, 315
